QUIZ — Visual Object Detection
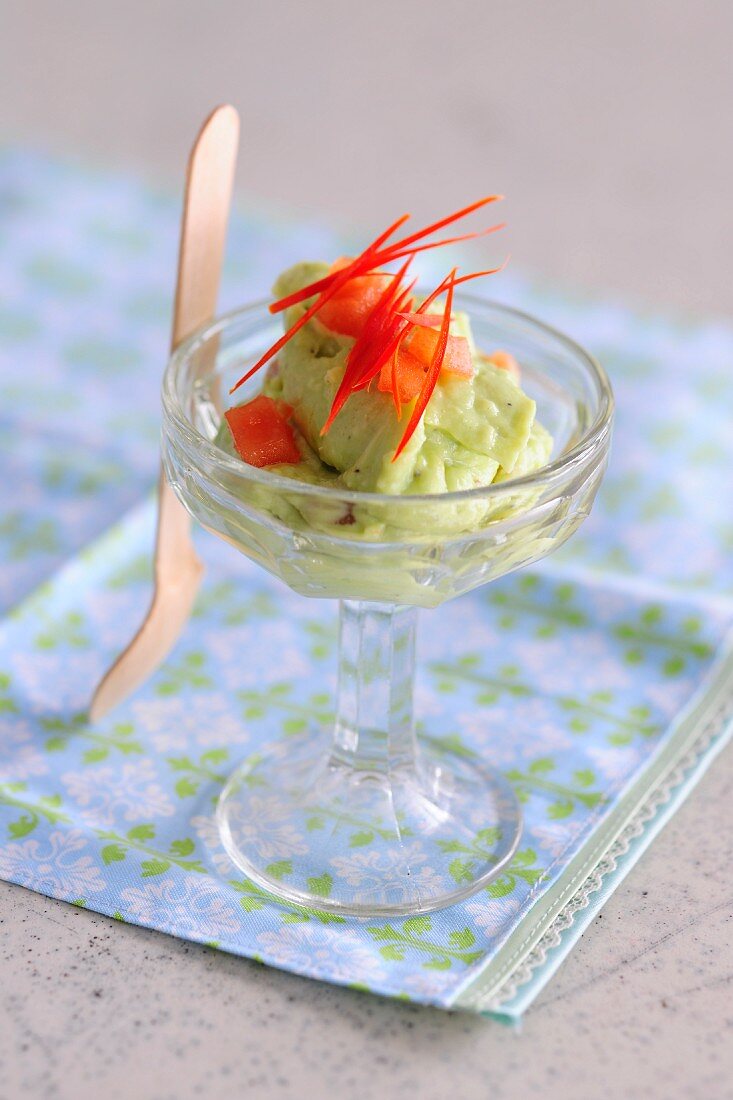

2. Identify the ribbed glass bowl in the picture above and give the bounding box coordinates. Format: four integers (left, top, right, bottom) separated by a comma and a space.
161, 294, 613, 917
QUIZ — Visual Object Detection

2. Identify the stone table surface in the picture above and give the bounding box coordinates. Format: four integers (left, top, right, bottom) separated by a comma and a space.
1, 2, 732, 1097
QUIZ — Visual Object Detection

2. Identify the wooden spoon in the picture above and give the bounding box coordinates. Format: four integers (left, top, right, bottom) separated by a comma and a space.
89, 104, 240, 722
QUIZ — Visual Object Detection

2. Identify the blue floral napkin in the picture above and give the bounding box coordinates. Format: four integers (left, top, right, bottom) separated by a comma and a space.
1, 149, 731, 1016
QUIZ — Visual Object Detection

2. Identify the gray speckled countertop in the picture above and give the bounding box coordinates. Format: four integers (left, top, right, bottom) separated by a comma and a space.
2, 2, 733, 1096
2, 748, 731, 1100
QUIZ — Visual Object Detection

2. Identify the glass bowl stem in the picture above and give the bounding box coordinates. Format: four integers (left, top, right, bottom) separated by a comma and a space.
217, 597, 522, 916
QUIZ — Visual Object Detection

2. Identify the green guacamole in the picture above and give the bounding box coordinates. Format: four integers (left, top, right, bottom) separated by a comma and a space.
215, 262, 553, 538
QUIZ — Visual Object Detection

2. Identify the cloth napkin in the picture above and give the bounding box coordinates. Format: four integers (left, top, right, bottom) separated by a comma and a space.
1, 149, 731, 1017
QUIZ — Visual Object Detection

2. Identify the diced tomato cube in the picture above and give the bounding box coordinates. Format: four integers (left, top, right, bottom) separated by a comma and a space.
316, 261, 393, 337
377, 349, 426, 403
408, 327, 473, 378
224, 395, 301, 468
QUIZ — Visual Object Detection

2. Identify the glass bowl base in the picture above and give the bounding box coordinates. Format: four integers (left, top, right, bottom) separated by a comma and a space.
216, 729, 523, 917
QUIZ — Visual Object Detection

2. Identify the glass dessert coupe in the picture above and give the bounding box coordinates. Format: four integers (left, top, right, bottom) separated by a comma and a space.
162, 292, 613, 917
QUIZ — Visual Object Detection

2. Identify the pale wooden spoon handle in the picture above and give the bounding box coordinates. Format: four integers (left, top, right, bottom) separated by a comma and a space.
89, 105, 240, 722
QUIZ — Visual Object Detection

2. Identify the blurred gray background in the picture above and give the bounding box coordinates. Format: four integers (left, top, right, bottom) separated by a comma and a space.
3, 0, 731, 315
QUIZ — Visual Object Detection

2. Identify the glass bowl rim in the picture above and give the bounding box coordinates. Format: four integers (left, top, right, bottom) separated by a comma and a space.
162, 291, 614, 507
